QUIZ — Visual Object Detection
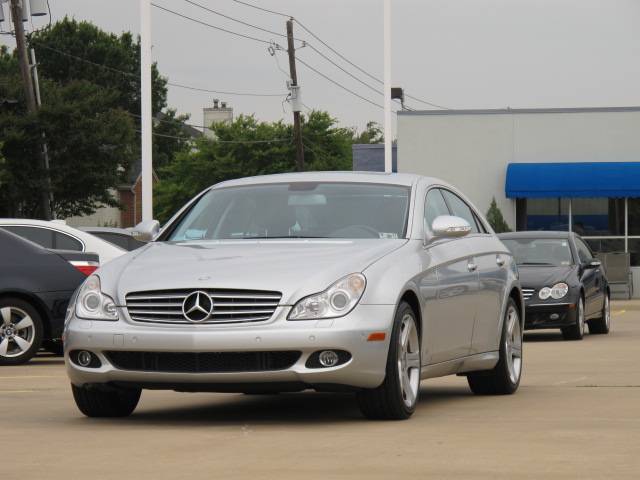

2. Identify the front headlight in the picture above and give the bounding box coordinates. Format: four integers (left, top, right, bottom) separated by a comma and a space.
550, 282, 569, 299
538, 282, 569, 300
75, 275, 119, 321
288, 273, 366, 320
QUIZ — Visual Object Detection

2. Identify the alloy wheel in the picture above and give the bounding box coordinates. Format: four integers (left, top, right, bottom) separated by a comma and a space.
0, 306, 36, 359
504, 306, 522, 385
397, 313, 420, 408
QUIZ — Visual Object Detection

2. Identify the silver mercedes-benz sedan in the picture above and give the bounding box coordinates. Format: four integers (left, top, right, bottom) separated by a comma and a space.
64, 172, 524, 420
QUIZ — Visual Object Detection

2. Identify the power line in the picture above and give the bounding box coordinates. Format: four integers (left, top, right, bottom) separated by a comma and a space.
167, 81, 286, 97
404, 94, 448, 110
230, 0, 290, 18
295, 55, 390, 111
32, 43, 286, 97
294, 19, 383, 87
182, 0, 295, 42
137, 129, 292, 144
305, 44, 381, 97
151, 2, 273, 45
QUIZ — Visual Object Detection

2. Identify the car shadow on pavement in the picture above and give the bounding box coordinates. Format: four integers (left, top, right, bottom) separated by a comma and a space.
113, 385, 474, 425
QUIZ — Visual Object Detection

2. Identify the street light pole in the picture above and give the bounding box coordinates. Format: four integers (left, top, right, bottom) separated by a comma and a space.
140, 0, 153, 223
383, 0, 392, 173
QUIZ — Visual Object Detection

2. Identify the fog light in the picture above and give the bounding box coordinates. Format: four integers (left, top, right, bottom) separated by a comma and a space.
77, 351, 93, 367
318, 350, 339, 367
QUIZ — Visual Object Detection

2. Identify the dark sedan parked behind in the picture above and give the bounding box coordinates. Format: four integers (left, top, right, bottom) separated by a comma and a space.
0, 229, 99, 365
499, 231, 610, 340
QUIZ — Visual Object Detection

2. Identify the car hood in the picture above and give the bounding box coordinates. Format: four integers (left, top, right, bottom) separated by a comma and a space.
517, 265, 577, 288
101, 239, 408, 305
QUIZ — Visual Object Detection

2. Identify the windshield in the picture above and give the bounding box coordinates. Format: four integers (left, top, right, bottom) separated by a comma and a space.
166, 182, 411, 241
502, 238, 574, 266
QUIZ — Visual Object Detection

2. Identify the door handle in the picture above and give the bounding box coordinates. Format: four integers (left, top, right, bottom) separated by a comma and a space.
467, 261, 477, 272
496, 255, 505, 267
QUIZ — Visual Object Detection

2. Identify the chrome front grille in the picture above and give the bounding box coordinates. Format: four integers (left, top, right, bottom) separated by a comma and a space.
522, 288, 535, 301
125, 289, 282, 324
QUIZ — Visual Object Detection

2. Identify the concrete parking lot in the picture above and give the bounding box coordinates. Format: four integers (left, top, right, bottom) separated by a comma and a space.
3, 302, 639, 480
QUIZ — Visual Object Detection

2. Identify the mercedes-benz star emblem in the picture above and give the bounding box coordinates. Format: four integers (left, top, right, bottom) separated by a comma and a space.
182, 291, 214, 323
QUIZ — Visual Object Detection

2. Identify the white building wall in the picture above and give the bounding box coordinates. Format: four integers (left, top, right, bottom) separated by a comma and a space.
64, 189, 121, 227
397, 109, 640, 226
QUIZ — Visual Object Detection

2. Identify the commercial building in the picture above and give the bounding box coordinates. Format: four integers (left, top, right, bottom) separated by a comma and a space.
397, 106, 640, 296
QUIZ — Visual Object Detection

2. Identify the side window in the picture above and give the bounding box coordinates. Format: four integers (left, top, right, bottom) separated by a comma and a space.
1, 225, 54, 249
575, 238, 593, 263
424, 189, 450, 233
441, 190, 480, 234
54, 232, 83, 251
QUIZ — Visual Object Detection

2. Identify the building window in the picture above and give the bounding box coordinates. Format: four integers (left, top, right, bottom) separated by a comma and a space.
572, 198, 624, 236
627, 239, 640, 267
628, 199, 640, 236
583, 238, 625, 257
516, 198, 569, 231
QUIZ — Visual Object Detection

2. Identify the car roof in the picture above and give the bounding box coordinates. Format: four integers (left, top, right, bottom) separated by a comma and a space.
211, 171, 436, 189
498, 231, 572, 240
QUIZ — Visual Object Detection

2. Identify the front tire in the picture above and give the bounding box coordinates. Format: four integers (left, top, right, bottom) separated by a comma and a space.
0, 298, 44, 366
588, 294, 611, 334
467, 298, 522, 395
72, 384, 141, 418
562, 296, 585, 340
357, 301, 421, 420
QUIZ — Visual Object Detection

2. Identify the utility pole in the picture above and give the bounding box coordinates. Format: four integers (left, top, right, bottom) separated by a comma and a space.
10, 0, 52, 219
286, 19, 305, 171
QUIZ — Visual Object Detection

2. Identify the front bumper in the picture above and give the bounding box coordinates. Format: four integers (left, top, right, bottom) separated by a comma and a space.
524, 301, 577, 330
64, 304, 395, 391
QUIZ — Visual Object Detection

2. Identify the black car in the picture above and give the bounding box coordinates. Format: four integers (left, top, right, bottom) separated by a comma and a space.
498, 231, 610, 340
0, 229, 99, 365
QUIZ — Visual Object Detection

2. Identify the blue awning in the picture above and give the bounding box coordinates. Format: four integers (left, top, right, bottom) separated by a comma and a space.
505, 162, 640, 198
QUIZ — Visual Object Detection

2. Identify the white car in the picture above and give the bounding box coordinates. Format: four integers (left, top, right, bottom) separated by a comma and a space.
0, 219, 125, 265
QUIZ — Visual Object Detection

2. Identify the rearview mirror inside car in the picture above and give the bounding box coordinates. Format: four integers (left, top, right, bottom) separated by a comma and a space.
132, 220, 160, 242
431, 215, 472, 240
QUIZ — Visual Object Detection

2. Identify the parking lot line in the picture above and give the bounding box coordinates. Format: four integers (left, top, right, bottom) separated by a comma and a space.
612, 309, 626, 316
0, 375, 66, 380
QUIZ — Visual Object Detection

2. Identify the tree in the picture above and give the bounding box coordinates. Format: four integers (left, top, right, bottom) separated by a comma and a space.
353, 121, 384, 144
153, 109, 194, 170
0, 77, 135, 218
0, 19, 189, 218
154, 111, 354, 222
31, 17, 167, 115
486, 197, 512, 233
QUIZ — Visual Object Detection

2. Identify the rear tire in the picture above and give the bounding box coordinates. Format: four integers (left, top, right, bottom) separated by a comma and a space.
0, 298, 44, 366
467, 298, 522, 395
562, 296, 585, 340
588, 294, 611, 335
357, 301, 421, 420
71, 384, 141, 418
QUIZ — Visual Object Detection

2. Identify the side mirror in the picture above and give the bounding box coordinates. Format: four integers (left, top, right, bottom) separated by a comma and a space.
132, 220, 160, 242
584, 259, 601, 269
430, 215, 472, 240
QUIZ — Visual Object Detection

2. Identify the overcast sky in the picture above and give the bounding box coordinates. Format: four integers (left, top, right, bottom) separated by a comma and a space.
2, 0, 640, 134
